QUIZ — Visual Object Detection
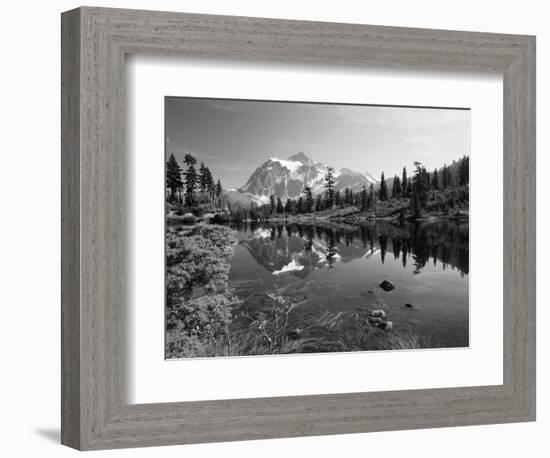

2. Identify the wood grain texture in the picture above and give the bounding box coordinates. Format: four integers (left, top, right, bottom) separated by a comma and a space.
61, 6, 536, 450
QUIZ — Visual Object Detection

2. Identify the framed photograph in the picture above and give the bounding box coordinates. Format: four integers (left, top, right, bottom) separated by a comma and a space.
61, 6, 535, 450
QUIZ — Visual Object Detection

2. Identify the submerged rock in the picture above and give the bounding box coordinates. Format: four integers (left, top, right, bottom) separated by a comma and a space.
379, 321, 393, 330
379, 280, 395, 292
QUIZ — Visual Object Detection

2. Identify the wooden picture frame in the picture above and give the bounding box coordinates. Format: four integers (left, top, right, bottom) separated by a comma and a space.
61, 6, 536, 450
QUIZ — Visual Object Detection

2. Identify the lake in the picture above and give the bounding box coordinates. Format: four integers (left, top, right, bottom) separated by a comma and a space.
227, 220, 469, 350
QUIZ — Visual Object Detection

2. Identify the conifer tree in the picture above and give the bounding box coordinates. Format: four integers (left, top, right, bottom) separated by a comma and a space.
402, 167, 408, 197
324, 167, 335, 208
334, 190, 341, 207
297, 197, 304, 213
269, 194, 276, 214
183, 153, 197, 207
276, 198, 284, 214
360, 185, 368, 211
368, 183, 374, 210
303, 186, 314, 213
379, 172, 388, 201
315, 194, 323, 212
432, 168, 439, 190
166, 154, 183, 203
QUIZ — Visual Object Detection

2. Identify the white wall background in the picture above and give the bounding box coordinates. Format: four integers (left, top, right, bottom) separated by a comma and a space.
0, 1, 546, 456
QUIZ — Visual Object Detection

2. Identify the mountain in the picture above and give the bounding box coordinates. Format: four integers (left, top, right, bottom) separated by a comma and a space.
236, 152, 378, 202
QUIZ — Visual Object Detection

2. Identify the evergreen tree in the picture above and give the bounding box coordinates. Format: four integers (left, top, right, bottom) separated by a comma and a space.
296, 197, 304, 213
360, 185, 368, 211
349, 189, 354, 206
276, 198, 284, 214
198, 162, 208, 195
402, 167, 408, 197
324, 167, 336, 208
458, 156, 469, 186
215, 179, 223, 198
166, 154, 183, 203
412, 161, 428, 208
204, 167, 214, 200
269, 194, 276, 214
379, 172, 388, 201
368, 183, 374, 210
334, 190, 341, 207
303, 186, 314, 213
284, 198, 292, 214
315, 194, 323, 212
344, 187, 351, 206
432, 168, 439, 190
183, 153, 197, 207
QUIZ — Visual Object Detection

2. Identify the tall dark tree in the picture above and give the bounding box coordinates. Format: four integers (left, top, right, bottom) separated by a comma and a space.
402, 166, 408, 197
215, 179, 223, 198
303, 186, 314, 213
269, 194, 276, 214
198, 162, 208, 194
334, 190, 341, 207
324, 167, 336, 208
368, 183, 375, 210
315, 194, 323, 212
412, 161, 428, 209
379, 172, 388, 201
458, 156, 469, 186
392, 175, 402, 198
276, 198, 284, 214
166, 154, 183, 203
183, 153, 197, 207
360, 185, 368, 211
344, 187, 351, 206
432, 168, 439, 190
296, 196, 304, 214
349, 189, 354, 206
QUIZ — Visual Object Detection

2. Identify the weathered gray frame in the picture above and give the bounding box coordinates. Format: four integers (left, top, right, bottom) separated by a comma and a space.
61, 6, 536, 451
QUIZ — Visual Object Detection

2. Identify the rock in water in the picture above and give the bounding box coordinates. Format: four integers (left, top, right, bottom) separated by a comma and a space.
369, 309, 387, 319
379, 280, 395, 292
404, 303, 413, 308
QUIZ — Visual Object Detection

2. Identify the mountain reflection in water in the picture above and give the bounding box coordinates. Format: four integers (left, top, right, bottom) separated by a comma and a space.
228, 220, 469, 349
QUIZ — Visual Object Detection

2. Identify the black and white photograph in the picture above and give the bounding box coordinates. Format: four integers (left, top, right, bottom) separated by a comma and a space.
164, 97, 470, 359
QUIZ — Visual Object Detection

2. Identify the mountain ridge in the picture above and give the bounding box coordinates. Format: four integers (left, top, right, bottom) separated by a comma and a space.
236, 152, 378, 204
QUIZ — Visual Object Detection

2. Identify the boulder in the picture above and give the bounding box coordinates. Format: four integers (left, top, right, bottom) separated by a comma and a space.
379, 280, 395, 292
369, 309, 386, 319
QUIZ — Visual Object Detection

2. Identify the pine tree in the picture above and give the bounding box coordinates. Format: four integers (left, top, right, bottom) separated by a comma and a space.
276, 198, 284, 214
360, 185, 368, 211
344, 187, 351, 206
334, 190, 341, 207
315, 194, 323, 212
402, 167, 408, 197
458, 156, 469, 186
379, 172, 388, 201
368, 183, 374, 210
183, 154, 197, 207
303, 186, 314, 213
296, 197, 304, 213
394, 176, 402, 197
324, 167, 335, 208
198, 162, 208, 195
166, 154, 183, 203
432, 168, 439, 190
269, 194, 276, 214
215, 179, 223, 198
349, 189, 354, 206
204, 167, 214, 201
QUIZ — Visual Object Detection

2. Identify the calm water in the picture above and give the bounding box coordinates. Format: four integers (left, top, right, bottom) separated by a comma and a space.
227, 220, 469, 349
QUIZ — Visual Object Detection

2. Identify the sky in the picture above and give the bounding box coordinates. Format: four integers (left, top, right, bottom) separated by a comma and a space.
165, 97, 470, 190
